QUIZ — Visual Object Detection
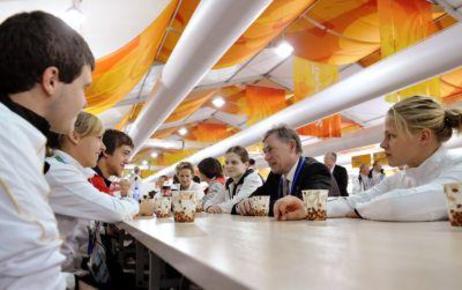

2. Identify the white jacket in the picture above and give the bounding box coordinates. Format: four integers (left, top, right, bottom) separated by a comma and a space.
46, 150, 139, 272
0, 103, 65, 290
205, 170, 263, 213
328, 146, 462, 221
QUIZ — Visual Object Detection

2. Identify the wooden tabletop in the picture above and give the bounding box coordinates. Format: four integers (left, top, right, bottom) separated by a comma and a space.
119, 214, 462, 290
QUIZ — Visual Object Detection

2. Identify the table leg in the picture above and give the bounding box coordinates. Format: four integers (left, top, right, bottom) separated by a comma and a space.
149, 251, 162, 290
135, 241, 147, 288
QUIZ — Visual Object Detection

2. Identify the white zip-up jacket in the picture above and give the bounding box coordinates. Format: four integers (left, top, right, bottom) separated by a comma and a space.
328, 146, 462, 221
205, 170, 263, 213
46, 150, 139, 272
0, 103, 65, 290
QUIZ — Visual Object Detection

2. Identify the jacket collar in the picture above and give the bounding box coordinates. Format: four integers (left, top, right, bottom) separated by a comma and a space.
403, 146, 447, 180
1, 96, 50, 137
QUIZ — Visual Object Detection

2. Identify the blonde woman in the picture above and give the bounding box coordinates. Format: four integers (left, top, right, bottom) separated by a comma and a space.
274, 96, 462, 221
45, 112, 139, 272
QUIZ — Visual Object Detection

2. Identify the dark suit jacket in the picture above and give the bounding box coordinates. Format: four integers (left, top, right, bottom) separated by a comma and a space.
332, 165, 349, 197
232, 157, 332, 216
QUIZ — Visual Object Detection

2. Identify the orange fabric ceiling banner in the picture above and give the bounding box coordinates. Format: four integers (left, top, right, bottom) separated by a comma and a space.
441, 68, 462, 104
378, 0, 440, 103
351, 154, 372, 168
165, 89, 217, 123
287, 0, 380, 65
214, 0, 316, 68
157, 0, 200, 62
188, 123, 237, 143
293, 57, 339, 103
84, 0, 178, 114
244, 86, 287, 126
156, 150, 197, 167
298, 114, 342, 138
158, 0, 316, 69
293, 56, 343, 138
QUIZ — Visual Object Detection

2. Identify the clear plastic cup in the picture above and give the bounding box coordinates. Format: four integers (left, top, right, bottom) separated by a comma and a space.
153, 196, 171, 218
444, 183, 462, 227
172, 191, 196, 223
302, 189, 328, 221
249, 196, 270, 216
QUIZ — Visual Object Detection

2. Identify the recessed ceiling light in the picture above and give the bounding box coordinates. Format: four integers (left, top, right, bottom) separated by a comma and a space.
274, 41, 294, 58
212, 96, 226, 108
178, 127, 188, 136
150, 152, 159, 158
141, 160, 148, 166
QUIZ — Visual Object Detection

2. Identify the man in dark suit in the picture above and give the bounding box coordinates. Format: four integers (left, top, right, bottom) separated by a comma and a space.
324, 152, 349, 197
234, 125, 332, 217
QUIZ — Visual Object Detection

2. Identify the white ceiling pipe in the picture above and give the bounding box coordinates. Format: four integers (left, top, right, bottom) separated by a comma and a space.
141, 138, 212, 151
128, 0, 272, 152
302, 124, 384, 157
146, 23, 462, 180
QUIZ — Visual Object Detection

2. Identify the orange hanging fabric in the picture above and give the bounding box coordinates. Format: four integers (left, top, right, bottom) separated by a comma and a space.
84, 0, 178, 114
293, 57, 338, 103
378, 0, 440, 103
287, 0, 379, 65
293, 57, 343, 138
165, 89, 217, 123
244, 86, 287, 126
187, 123, 237, 143
297, 114, 342, 138
158, 0, 316, 69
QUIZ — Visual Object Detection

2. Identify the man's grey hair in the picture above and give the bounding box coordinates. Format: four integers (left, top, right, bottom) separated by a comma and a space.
263, 125, 302, 154
325, 152, 337, 162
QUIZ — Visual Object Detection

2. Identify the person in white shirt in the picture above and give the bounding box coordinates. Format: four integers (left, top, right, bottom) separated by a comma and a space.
352, 163, 374, 193
45, 112, 139, 273
175, 161, 204, 201
369, 161, 386, 186
273, 96, 462, 222
0, 11, 95, 290
206, 146, 263, 213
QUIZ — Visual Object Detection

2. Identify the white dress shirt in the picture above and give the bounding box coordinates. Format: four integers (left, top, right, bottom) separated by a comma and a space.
0, 103, 65, 290
46, 150, 139, 272
328, 146, 462, 221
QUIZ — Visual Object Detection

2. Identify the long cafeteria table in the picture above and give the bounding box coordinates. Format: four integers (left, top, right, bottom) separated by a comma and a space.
118, 214, 462, 290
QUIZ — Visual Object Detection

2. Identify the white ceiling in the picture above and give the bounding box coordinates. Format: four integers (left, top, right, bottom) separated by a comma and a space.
0, 0, 170, 58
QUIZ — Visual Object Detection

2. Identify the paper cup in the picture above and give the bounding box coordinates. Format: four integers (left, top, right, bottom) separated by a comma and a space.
302, 189, 328, 221
139, 199, 155, 216
444, 183, 462, 227
172, 191, 196, 223
153, 196, 171, 218
249, 196, 270, 216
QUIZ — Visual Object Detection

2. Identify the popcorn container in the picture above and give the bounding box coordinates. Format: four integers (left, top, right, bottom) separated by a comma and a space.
172, 191, 196, 223
444, 183, 462, 227
153, 196, 171, 218
139, 199, 155, 216
302, 189, 328, 221
249, 196, 270, 216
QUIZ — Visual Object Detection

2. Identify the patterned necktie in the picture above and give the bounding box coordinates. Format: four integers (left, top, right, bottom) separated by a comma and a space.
283, 178, 290, 196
